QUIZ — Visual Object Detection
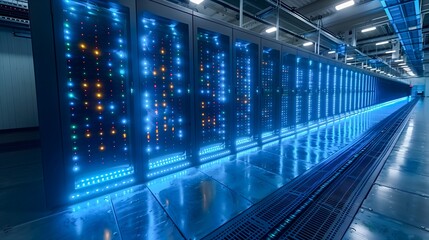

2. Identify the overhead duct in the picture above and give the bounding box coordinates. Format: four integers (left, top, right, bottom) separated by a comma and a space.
380, 0, 423, 76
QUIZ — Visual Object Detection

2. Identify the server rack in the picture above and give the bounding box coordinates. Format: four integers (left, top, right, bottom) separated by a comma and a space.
280, 46, 297, 136
316, 60, 322, 120
350, 71, 356, 112
363, 74, 368, 108
193, 17, 232, 162
372, 77, 376, 105
368, 76, 372, 106
232, 30, 260, 151
296, 54, 309, 127
348, 69, 352, 112
339, 68, 344, 114
30, 0, 138, 206
345, 69, 350, 113
308, 58, 319, 124
334, 66, 340, 116
327, 64, 335, 118
260, 40, 281, 143
319, 59, 328, 120
357, 72, 361, 110
137, 1, 194, 178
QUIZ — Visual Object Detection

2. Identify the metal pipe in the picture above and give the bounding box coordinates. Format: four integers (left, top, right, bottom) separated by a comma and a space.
276, 0, 279, 41
239, 0, 243, 27
317, 19, 321, 55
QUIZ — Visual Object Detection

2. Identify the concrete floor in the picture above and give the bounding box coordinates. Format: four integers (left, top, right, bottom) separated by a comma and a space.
1, 98, 426, 239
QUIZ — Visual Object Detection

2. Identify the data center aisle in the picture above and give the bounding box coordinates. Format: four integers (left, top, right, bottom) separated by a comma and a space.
0, 99, 411, 240
344, 99, 429, 240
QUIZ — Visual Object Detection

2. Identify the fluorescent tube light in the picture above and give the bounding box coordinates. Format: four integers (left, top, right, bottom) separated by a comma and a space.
394, 59, 404, 62
398, 63, 406, 66
303, 42, 313, 46
335, 0, 355, 11
385, 50, 396, 54
328, 50, 336, 54
265, 27, 277, 33
346, 57, 354, 60
190, 0, 204, 4
361, 27, 376, 33
375, 41, 389, 45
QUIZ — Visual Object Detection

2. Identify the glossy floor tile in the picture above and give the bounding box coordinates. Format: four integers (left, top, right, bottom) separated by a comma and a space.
0, 196, 121, 240
110, 186, 184, 240
376, 168, 429, 196
200, 159, 281, 203
362, 185, 429, 228
344, 210, 429, 240
147, 168, 252, 239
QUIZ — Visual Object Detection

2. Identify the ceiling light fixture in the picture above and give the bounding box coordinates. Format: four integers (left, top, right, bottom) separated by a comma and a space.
385, 50, 396, 54
375, 41, 389, 45
394, 59, 404, 62
303, 42, 313, 46
328, 50, 336, 54
265, 27, 277, 33
346, 57, 354, 60
398, 63, 406, 66
335, 0, 355, 11
190, 0, 204, 4
361, 27, 376, 33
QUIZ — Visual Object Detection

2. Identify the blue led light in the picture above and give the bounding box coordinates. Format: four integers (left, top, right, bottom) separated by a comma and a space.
149, 153, 187, 170
71, 177, 135, 200
146, 162, 191, 178
74, 167, 134, 190
200, 150, 231, 162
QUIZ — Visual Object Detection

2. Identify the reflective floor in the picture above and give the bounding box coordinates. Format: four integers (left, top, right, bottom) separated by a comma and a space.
0, 98, 421, 240
344, 99, 429, 240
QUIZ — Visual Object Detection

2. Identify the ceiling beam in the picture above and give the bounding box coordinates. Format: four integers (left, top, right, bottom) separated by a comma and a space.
295, 0, 340, 17
357, 34, 398, 45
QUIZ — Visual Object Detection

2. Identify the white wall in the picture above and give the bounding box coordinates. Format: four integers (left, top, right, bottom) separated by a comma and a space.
426, 78, 429, 97
0, 27, 38, 130
400, 77, 427, 96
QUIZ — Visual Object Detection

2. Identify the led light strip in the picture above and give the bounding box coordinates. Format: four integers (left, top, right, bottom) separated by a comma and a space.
149, 154, 187, 170
75, 168, 134, 190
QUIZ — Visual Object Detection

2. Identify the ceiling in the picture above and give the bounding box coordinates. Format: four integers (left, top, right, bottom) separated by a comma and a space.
1, 0, 428, 78
170, 0, 429, 79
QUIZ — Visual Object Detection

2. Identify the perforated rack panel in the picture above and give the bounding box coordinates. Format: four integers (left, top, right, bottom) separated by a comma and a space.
196, 27, 230, 155
234, 39, 258, 145
138, 11, 192, 176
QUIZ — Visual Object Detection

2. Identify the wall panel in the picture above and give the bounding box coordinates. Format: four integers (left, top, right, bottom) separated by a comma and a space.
0, 28, 38, 130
